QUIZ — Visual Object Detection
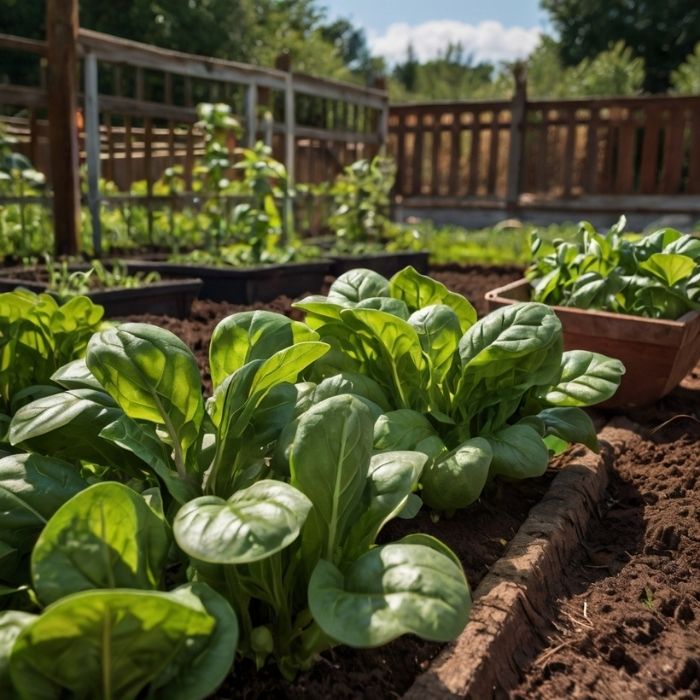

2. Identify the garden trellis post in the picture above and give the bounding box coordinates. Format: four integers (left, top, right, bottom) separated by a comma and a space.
46, 0, 81, 256
276, 52, 295, 244
506, 63, 527, 212
84, 51, 102, 256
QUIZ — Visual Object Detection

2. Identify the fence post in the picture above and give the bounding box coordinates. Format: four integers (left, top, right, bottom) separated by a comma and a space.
506, 63, 527, 212
84, 52, 102, 256
276, 52, 294, 242
46, 0, 81, 256
245, 82, 258, 147
375, 76, 389, 156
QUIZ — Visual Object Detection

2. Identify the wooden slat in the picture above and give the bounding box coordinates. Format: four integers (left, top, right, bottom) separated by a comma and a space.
430, 118, 441, 196
536, 111, 548, 193
448, 111, 460, 197
144, 117, 153, 239
395, 113, 406, 195
467, 113, 481, 196
125, 116, 133, 185
0, 84, 47, 109
615, 117, 636, 194
411, 118, 424, 195
0, 33, 46, 54
689, 109, 700, 194
562, 109, 576, 197
639, 107, 661, 193
661, 108, 686, 194
583, 108, 600, 194
487, 110, 500, 195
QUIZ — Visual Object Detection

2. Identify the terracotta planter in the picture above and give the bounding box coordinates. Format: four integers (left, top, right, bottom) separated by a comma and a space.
485, 278, 700, 408
329, 251, 429, 278
124, 259, 330, 303
0, 268, 201, 318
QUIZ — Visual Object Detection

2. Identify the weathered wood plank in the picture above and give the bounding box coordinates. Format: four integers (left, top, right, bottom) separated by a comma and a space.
661, 108, 686, 194
639, 107, 661, 193
46, 0, 80, 255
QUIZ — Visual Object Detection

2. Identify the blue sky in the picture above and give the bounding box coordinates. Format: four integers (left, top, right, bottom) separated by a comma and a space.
320, 1, 550, 64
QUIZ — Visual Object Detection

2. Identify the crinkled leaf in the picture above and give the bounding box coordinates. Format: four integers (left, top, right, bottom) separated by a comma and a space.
209, 311, 318, 388
389, 266, 476, 331
536, 407, 599, 451
308, 543, 470, 647
9, 585, 234, 700
87, 324, 204, 476
345, 451, 426, 557
0, 454, 87, 586
487, 424, 549, 479
31, 482, 170, 604
542, 350, 625, 407
373, 409, 437, 450
173, 480, 311, 564
327, 269, 390, 304
421, 438, 492, 511
290, 395, 373, 560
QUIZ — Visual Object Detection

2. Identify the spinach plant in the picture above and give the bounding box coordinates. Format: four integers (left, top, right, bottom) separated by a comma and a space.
0, 481, 237, 700
294, 266, 625, 512
9, 312, 472, 679
326, 155, 399, 252
174, 394, 471, 677
0, 291, 104, 415
527, 218, 700, 319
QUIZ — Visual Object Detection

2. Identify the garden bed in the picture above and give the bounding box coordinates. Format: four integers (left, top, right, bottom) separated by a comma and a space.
119, 263, 699, 699
0, 265, 202, 318
123, 259, 331, 303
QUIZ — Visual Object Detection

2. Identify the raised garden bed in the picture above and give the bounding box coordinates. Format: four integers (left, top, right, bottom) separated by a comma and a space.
485, 277, 700, 408
123, 259, 331, 303
0, 266, 202, 318
328, 250, 429, 277
117, 265, 698, 698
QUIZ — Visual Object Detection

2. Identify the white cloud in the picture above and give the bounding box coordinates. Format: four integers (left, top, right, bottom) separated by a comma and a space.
368, 20, 540, 65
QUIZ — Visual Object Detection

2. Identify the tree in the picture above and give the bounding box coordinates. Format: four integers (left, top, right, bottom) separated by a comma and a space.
670, 43, 700, 94
0, 0, 361, 83
540, 0, 700, 92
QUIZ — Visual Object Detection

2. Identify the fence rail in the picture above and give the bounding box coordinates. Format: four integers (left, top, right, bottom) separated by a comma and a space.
388, 83, 700, 212
0, 21, 388, 254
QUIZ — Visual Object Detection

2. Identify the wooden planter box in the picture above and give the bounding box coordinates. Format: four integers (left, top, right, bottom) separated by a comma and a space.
329, 251, 429, 278
0, 269, 202, 319
124, 259, 330, 303
485, 278, 700, 408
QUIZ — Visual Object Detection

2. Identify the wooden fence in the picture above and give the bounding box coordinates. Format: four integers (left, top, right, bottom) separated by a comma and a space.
0, 8, 388, 254
388, 76, 700, 218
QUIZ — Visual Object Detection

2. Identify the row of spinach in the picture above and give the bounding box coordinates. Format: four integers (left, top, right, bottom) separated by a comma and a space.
0, 267, 624, 698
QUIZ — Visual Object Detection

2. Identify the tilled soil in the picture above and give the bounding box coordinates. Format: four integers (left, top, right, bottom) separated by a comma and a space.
512, 378, 700, 699
122, 263, 700, 700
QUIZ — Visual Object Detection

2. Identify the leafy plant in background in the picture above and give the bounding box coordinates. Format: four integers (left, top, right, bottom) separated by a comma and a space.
325, 155, 398, 252
7, 312, 471, 681
527, 218, 700, 319
0, 290, 104, 416
41, 257, 161, 299
194, 102, 241, 250
0, 126, 52, 260
294, 266, 625, 512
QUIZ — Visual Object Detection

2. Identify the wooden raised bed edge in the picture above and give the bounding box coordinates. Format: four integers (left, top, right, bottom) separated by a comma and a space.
485, 278, 700, 408
403, 421, 635, 699
123, 259, 331, 303
329, 251, 429, 277
0, 273, 202, 319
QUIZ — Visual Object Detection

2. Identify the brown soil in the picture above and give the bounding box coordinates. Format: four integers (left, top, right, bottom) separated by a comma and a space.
512, 378, 700, 699
121, 264, 700, 700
